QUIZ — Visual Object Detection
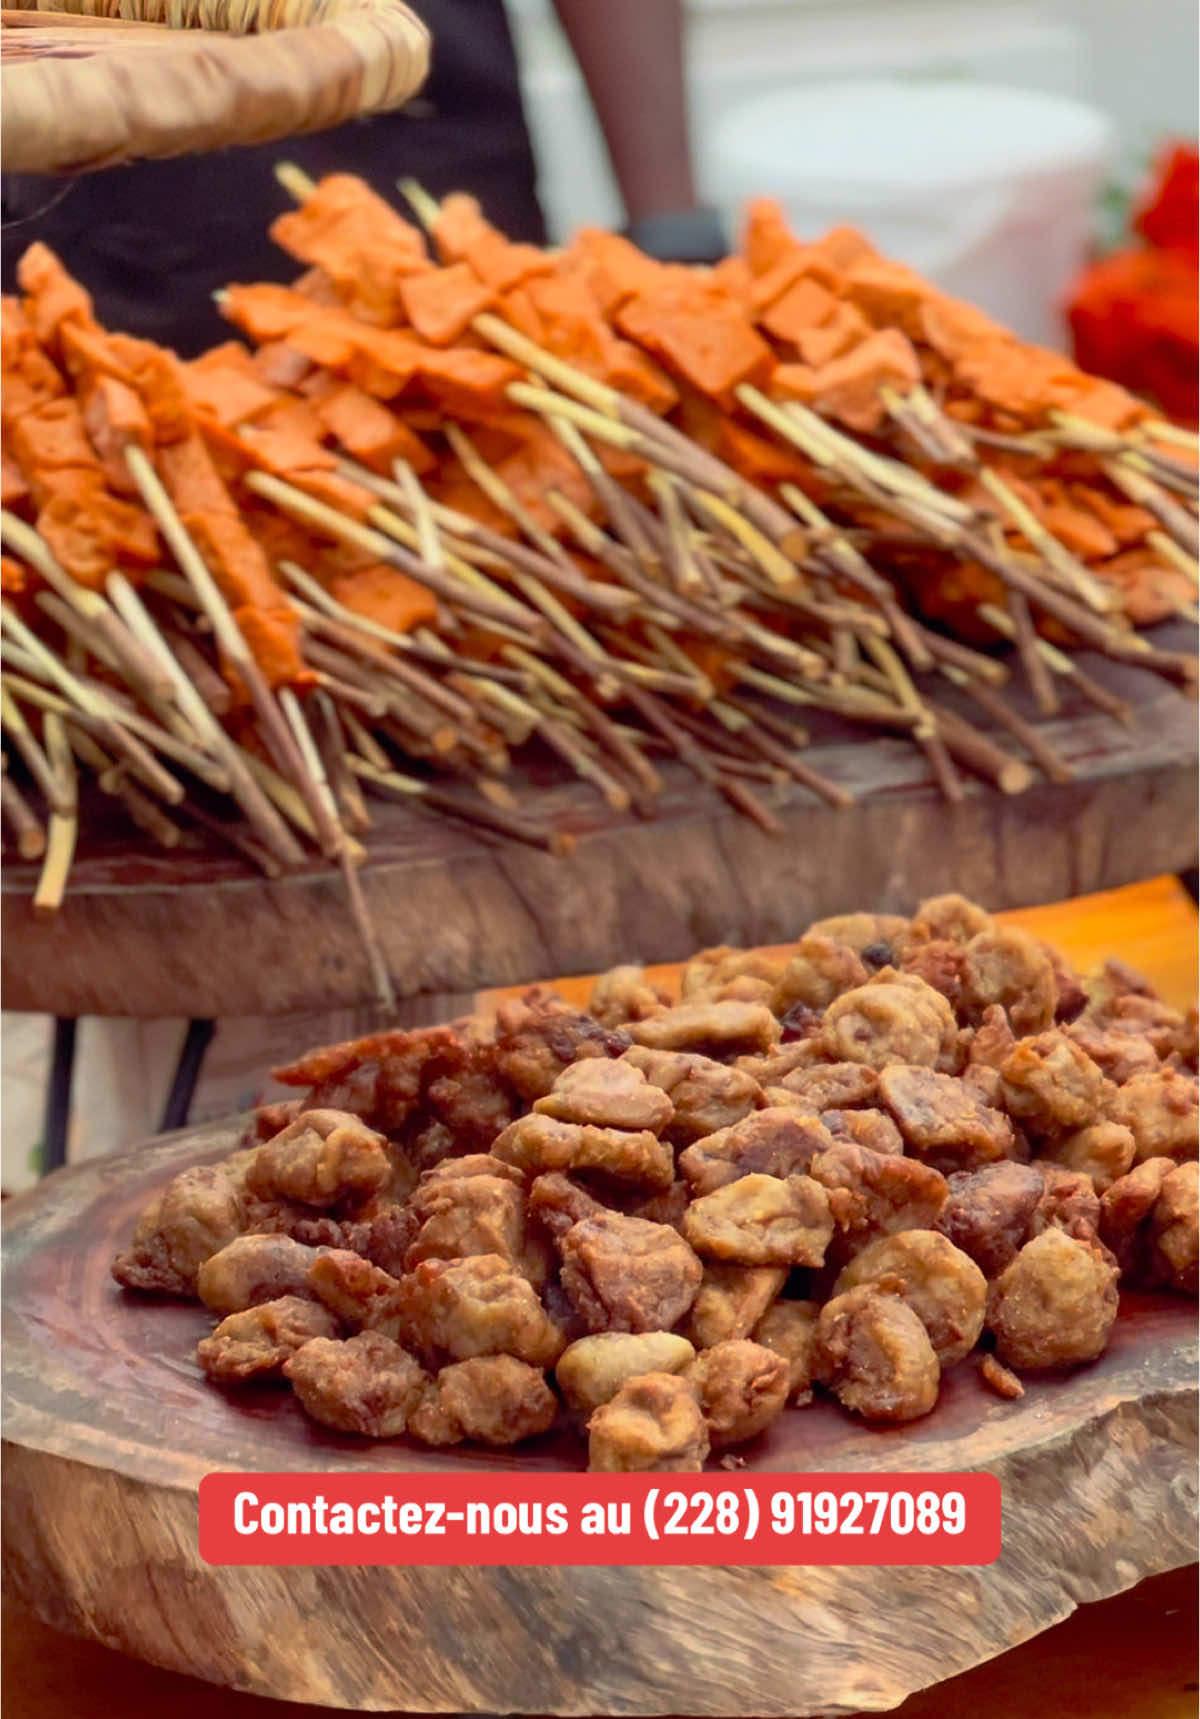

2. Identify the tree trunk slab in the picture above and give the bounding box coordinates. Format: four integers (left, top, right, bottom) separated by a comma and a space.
3, 1123, 1196, 1716
2, 637, 1197, 1019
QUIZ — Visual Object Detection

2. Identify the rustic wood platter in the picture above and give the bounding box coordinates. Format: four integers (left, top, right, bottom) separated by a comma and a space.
2, 631, 1197, 1019
3, 1120, 1197, 1717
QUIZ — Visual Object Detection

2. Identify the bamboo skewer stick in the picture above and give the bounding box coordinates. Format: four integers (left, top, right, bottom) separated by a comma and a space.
1, 603, 185, 804
33, 712, 77, 916
0, 510, 175, 703
1, 762, 46, 859
1, 681, 71, 812
2, 665, 232, 794
65, 725, 183, 848
958, 676, 1074, 784
106, 572, 306, 867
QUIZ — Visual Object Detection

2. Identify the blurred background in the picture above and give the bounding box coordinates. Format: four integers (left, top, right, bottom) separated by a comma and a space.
508, 0, 1198, 239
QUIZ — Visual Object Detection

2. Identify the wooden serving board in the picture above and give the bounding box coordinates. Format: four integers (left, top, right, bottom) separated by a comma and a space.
3, 1149, 1197, 1714
2, 631, 1197, 1019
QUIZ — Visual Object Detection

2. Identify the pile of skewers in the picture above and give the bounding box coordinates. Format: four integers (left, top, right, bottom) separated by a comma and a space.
2, 168, 1197, 1010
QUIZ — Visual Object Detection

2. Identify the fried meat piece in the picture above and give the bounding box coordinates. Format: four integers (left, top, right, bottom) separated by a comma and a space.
630, 999, 781, 1060
752, 1300, 820, 1404
306, 1249, 405, 1332
780, 1062, 879, 1110
246, 1110, 392, 1208
556, 1332, 696, 1414
1108, 1068, 1199, 1163
804, 912, 916, 956
527, 1172, 607, 1241
682, 945, 785, 1006
408, 1355, 558, 1448
273, 1027, 438, 1134
1094, 993, 1196, 1063
1040, 1121, 1136, 1192
197, 1296, 337, 1382
587, 1373, 710, 1472
821, 1108, 903, 1154
1031, 1164, 1102, 1243
813, 1288, 940, 1422
834, 1231, 987, 1365
899, 939, 971, 1014
284, 1331, 430, 1436
533, 1057, 675, 1133
406, 1173, 527, 1271
810, 1143, 948, 1255
963, 928, 1057, 1034
589, 963, 671, 1029
1067, 1018, 1159, 1086
686, 1339, 790, 1447
493, 988, 630, 1100
821, 974, 956, 1071
987, 1229, 1119, 1370
936, 1162, 1044, 1278
772, 935, 868, 1014
420, 1039, 518, 1155
622, 1046, 763, 1144
685, 1264, 787, 1348
398, 1254, 565, 1367
112, 1163, 247, 1295
737, 1042, 822, 1086
1099, 1156, 1175, 1277
1148, 1161, 1199, 1294
560, 1211, 703, 1333
341, 1205, 421, 1277
678, 1108, 834, 1195
241, 1099, 303, 1146
197, 1233, 323, 1315
492, 1112, 674, 1190
911, 893, 992, 945
999, 1032, 1115, 1138
979, 1354, 1024, 1400
878, 1064, 1014, 1173
683, 1173, 834, 1267
418, 1153, 526, 1188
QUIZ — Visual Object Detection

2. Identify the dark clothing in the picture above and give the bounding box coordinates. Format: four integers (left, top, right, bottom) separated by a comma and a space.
1, 0, 545, 353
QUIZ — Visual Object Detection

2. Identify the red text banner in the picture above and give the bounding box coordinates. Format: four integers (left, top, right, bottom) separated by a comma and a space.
200, 1472, 1001, 1567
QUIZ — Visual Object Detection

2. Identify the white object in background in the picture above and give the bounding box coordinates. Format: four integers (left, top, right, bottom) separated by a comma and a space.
506, 0, 1090, 242
704, 80, 1112, 346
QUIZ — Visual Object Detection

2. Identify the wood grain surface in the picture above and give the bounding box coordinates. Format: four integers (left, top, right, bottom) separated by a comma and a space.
9, 1566, 1194, 1719
2, 636, 1197, 1019
4, 878, 1199, 1716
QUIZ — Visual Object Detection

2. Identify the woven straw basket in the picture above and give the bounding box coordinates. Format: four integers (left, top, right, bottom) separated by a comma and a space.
1, 0, 431, 174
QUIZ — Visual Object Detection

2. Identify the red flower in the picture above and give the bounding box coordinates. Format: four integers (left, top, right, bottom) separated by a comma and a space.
1134, 142, 1199, 260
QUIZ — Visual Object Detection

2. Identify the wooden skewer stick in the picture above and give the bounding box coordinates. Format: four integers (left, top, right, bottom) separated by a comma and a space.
251, 471, 543, 632
927, 703, 1032, 795
1104, 457, 1199, 558
64, 725, 182, 848
1006, 588, 1060, 716
0, 764, 46, 858
349, 756, 569, 853
106, 572, 306, 866
122, 445, 328, 815
279, 685, 397, 1015
0, 681, 71, 812
957, 676, 1074, 784
0, 510, 175, 703
977, 603, 1134, 725
33, 712, 77, 916
312, 692, 371, 835
2, 664, 232, 795
1, 603, 185, 804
